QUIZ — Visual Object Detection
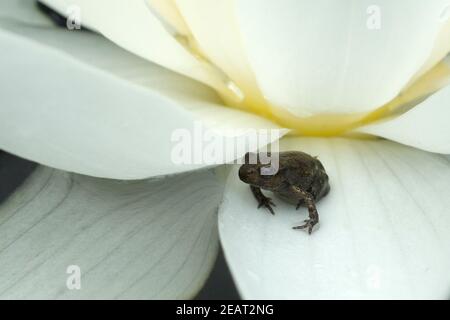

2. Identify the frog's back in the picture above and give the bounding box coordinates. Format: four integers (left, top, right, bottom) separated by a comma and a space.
276, 151, 329, 202
278, 151, 325, 172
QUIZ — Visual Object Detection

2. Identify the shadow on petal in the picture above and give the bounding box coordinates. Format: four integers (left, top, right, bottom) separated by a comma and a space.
0, 166, 222, 299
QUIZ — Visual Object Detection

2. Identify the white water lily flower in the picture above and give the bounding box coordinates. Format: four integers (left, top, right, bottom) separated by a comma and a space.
0, 0, 450, 299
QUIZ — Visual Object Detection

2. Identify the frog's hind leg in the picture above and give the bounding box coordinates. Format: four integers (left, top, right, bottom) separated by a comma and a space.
250, 185, 276, 215
291, 186, 319, 234
308, 175, 330, 202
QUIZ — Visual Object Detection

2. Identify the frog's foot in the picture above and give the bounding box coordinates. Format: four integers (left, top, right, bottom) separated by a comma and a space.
250, 185, 276, 215
291, 186, 319, 234
257, 197, 276, 215
293, 218, 318, 235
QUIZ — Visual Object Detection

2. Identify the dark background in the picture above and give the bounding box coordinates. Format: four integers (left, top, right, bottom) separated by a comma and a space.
196, 246, 240, 300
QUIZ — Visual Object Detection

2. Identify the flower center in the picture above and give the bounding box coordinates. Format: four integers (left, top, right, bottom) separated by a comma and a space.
151, 1, 450, 137
219, 58, 450, 137
169, 15, 450, 137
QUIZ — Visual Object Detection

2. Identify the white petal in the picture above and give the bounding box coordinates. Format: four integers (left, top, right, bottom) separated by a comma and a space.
357, 78, 450, 154
236, 0, 450, 116
174, 0, 260, 96
0, 165, 222, 299
412, 13, 450, 82
147, 0, 190, 35
0, 21, 284, 179
39, 0, 231, 93
219, 137, 450, 299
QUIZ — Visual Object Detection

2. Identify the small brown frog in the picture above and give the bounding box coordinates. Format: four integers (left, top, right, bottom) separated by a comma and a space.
239, 151, 330, 234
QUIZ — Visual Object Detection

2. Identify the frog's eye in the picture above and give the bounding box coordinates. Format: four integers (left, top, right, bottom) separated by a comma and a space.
242, 166, 258, 176
248, 167, 258, 174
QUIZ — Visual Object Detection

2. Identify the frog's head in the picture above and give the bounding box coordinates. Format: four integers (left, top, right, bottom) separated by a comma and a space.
239, 152, 283, 190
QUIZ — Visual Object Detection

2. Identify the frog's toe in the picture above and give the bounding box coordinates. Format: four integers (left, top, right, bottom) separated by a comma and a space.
257, 198, 276, 215
293, 218, 318, 235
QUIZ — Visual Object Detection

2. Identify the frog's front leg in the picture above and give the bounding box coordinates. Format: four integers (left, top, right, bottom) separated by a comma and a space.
291, 186, 319, 234
250, 185, 276, 215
